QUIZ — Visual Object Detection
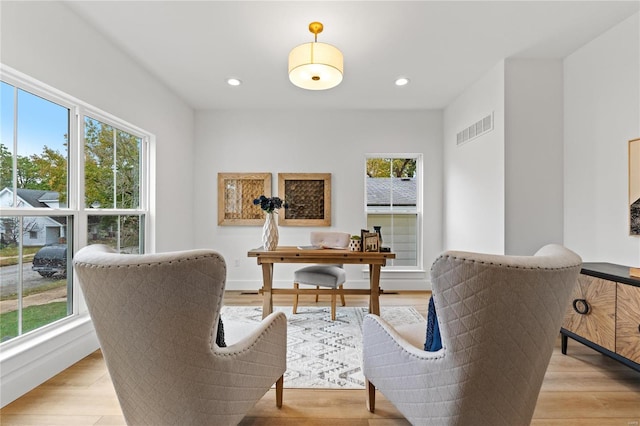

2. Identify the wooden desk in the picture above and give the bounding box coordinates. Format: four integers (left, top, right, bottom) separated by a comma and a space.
248, 246, 396, 318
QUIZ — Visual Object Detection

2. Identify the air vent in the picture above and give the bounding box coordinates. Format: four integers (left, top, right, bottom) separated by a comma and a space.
456, 112, 494, 146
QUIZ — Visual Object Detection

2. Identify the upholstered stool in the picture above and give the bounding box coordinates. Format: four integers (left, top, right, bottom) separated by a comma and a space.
293, 231, 350, 320
293, 265, 346, 320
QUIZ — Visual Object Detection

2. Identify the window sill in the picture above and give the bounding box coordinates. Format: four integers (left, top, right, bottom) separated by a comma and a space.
0, 313, 98, 407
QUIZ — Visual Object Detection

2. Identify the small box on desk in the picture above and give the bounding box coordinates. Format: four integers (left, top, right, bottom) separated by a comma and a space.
630, 267, 640, 278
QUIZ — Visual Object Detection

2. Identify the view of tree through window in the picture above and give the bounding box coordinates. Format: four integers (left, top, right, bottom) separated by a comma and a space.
84, 117, 144, 254
0, 73, 148, 343
366, 156, 419, 268
84, 117, 140, 209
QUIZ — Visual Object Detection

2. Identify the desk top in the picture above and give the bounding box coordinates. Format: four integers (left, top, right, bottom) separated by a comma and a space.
248, 246, 395, 265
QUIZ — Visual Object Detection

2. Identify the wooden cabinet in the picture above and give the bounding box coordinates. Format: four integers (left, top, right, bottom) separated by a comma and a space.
561, 262, 640, 372
616, 283, 640, 364
562, 274, 616, 351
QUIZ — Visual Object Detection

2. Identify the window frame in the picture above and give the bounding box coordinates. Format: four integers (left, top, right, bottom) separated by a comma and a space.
79, 106, 151, 254
364, 153, 423, 272
0, 64, 154, 346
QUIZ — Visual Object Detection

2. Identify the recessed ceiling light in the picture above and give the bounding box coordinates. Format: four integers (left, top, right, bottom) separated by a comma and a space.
227, 78, 242, 86
395, 77, 410, 86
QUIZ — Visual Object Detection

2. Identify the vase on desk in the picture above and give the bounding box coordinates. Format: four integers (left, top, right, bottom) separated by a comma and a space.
262, 212, 279, 250
373, 226, 383, 245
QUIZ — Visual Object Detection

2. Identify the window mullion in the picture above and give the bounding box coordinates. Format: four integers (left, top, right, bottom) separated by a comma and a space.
17, 217, 23, 335
112, 128, 117, 209
12, 85, 18, 204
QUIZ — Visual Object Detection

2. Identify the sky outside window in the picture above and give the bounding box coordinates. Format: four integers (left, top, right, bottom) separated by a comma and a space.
1, 82, 68, 158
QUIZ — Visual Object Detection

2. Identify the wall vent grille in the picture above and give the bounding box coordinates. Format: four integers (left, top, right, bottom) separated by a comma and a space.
456, 112, 494, 146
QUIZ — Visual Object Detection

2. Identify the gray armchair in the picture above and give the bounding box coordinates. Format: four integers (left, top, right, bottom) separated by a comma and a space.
74, 244, 287, 426
362, 244, 581, 425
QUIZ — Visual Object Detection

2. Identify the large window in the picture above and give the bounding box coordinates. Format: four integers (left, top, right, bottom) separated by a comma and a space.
0, 69, 150, 343
366, 155, 421, 268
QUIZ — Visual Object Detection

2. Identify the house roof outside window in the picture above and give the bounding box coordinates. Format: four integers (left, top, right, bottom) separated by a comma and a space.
14, 188, 60, 208
366, 177, 416, 207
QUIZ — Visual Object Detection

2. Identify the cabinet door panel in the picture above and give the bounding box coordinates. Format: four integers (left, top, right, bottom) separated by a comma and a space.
563, 275, 616, 351
616, 283, 640, 363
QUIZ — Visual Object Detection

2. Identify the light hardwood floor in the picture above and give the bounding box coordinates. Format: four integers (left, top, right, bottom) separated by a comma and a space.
1, 291, 640, 425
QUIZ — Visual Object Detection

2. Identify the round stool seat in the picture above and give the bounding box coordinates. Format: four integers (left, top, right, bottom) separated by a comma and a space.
294, 265, 346, 288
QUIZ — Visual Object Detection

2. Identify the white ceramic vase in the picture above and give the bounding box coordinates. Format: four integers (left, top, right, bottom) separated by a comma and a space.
262, 212, 279, 250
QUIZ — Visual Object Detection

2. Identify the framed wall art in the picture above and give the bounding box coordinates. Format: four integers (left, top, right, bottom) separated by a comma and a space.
218, 173, 271, 226
362, 231, 380, 252
278, 173, 331, 226
629, 138, 640, 235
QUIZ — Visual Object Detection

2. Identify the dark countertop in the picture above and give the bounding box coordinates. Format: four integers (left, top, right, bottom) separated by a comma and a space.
581, 262, 640, 287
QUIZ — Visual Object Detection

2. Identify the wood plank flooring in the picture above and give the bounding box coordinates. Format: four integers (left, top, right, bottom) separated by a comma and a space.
1, 291, 639, 425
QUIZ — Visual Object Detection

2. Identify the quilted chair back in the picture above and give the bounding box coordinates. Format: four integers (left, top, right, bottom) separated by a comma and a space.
428, 244, 581, 424
363, 244, 581, 425
73, 244, 287, 426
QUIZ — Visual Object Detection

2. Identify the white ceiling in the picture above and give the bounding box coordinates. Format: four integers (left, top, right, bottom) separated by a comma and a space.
65, 1, 639, 110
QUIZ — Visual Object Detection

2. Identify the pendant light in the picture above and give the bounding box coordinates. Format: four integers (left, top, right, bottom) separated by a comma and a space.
288, 22, 343, 90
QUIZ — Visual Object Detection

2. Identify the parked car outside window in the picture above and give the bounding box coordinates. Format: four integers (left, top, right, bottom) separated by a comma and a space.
32, 244, 67, 277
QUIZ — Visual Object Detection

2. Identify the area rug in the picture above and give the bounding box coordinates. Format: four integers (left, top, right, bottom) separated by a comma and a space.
220, 305, 424, 389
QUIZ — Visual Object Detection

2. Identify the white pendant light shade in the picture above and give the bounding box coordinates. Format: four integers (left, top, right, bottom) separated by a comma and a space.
288, 22, 343, 90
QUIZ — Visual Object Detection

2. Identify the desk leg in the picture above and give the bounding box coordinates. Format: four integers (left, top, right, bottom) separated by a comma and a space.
369, 264, 381, 316
262, 263, 274, 319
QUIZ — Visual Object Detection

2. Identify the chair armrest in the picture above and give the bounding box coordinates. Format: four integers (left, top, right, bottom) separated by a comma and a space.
214, 311, 287, 378
363, 313, 451, 386
363, 314, 461, 418
363, 314, 444, 364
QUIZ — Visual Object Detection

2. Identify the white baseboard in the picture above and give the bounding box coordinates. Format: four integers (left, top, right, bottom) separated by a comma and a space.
0, 314, 99, 407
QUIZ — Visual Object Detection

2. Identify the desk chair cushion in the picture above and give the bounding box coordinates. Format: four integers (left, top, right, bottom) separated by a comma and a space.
294, 264, 346, 288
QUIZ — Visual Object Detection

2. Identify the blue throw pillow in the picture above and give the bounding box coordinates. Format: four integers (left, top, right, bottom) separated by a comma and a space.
424, 295, 442, 352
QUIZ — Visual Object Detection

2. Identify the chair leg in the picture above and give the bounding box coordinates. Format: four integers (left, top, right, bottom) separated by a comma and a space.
366, 379, 376, 412
315, 285, 319, 303
275, 375, 284, 408
331, 293, 337, 320
293, 283, 299, 314
339, 284, 346, 306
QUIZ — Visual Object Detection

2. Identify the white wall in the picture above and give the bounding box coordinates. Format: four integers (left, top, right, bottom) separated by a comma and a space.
0, 1, 195, 253
505, 59, 564, 255
443, 61, 505, 254
193, 109, 442, 290
564, 13, 640, 264
444, 58, 566, 256
0, 1, 195, 406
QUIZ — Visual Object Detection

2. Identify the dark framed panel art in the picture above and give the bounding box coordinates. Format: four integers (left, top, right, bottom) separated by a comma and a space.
218, 173, 271, 226
630, 138, 640, 235
278, 173, 331, 226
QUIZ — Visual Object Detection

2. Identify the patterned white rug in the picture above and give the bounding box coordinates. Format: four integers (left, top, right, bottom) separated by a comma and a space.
220, 305, 424, 389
